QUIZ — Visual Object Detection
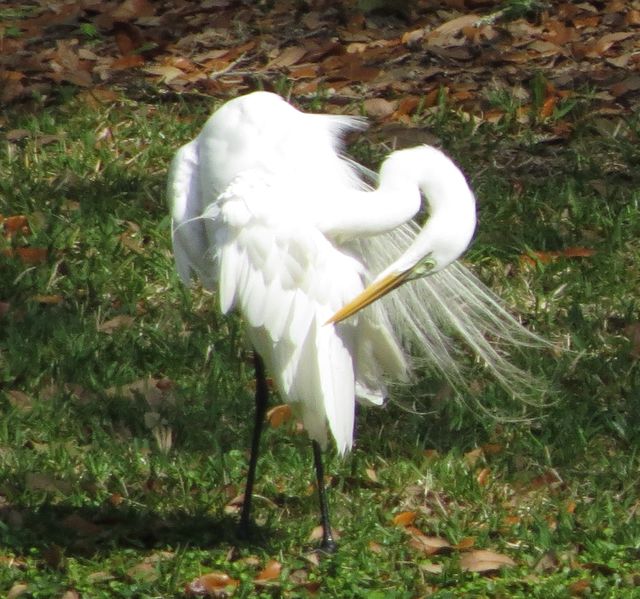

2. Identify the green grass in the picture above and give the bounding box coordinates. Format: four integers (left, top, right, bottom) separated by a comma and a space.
0, 89, 639, 598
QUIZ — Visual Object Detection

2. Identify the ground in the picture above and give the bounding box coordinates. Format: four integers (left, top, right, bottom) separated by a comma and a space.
1, 1, 640, 597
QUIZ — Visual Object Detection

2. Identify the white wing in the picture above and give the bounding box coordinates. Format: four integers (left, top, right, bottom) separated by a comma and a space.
209, 174, 407, 453
168, 140, 219, 289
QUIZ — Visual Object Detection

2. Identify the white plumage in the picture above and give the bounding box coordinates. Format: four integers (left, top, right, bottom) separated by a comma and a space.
169, 91, 545, 548
169, 91, 543, 453
169, 92, 412, 455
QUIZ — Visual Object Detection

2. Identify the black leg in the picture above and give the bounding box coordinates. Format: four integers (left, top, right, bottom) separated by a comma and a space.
312, 440, 338, 553
238, 351, 269, 536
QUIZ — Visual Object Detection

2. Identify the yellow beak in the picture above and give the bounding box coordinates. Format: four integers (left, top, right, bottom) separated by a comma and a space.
326, 270, 411, 325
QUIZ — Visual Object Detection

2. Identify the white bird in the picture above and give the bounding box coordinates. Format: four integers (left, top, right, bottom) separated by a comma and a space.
168, 91, 543, 551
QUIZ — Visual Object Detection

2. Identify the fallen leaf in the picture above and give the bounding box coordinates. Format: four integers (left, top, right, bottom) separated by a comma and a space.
309, 525, 340, 542
568, 578, 591, 596
255, 559, 281, 582
25, 472, 72, 494
626, 322, 640, 358
143, 65, 185, 83
459, 549, 515, 573
3, 247, 48, 264
110, 55, 145, 70
267, 46, 307, 69
2, 215, 30, 236
61, 513, 102, 536
111, 0, 155, 21
476, 467, 491, 486
8, 583, 29, 599
127, 560, 158, 583
267, 404, 292, 427
419, 561, 444, 574
97, 315, 135, 333
368, 540, 382, 553
454, 537, 475, 550
392, 511, 417, 526
520, 247, 595, 267
363, 98, 396, 119
5, 130, 30, 142
6, 390, 32, 411
185, 571, 239, 597
407, 528, 451, 555
365, 467, 378, 483
464, 447, 484, 466
30, 294, 63, 305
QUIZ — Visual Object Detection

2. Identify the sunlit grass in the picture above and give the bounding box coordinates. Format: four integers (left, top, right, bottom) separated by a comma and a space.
0, 89, 639, 597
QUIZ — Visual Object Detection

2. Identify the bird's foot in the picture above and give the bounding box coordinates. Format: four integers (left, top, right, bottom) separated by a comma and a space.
318, 537, 338, 554
236, 516, 259, 542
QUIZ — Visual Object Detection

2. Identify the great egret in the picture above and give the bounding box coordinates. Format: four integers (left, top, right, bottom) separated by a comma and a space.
168, 91, 543, 551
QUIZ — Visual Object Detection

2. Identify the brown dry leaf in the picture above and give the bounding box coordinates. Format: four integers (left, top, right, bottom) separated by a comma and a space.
459, 549, 515, 573
8, 583, 29, 599
592, 31, 635, 56
144, 65, 186, 83
3, 247, 48, 265
2, 215, 30, 237
267, 46, 307, 69
111, 0, 155, 21
502, 514, 521, 527
5, 130, 31, 142
402, 28, 425, 46
363, 98, 396, 119
224, 493, 244, 515
368, 540, 383, 553
454, 537, 475, 550
288, 64, 319, 80
61, 513, 103, 536
464, 447, 484, 466
540, 95, 558, 119
309, 525, 340, 543
480, 443, 503, 456
60, 591, 81, 599
428, 14, 481, 46
30, 294, 64, 305
529, 468, 563, 490
407, 528, 451, 555
110, 55, 145, 70
568, 578, 591, 596
610, 76, 640, 98
6, 390, 32, 411
627, 10, 640, 26
520, 246, 595, 267
267, 404, 292, 428
365, 467, 378, 483
106, 376, 174, 408
255, 559, 282, 582
97, 315, 135, 333
86, 571, 115, 583
476, 467, 491, 486
626, 322, 640, 358
127, 560, 159, 583
185, 571, 239, 597
25, 472, 72, 495
392, 511, 417, 526
420, 561, 444, 574
534, 551, 560, 573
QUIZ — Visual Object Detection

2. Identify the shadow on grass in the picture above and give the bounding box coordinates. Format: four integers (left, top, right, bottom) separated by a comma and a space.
0, 503, 280, 557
